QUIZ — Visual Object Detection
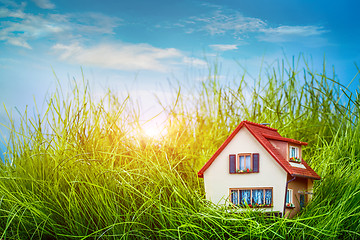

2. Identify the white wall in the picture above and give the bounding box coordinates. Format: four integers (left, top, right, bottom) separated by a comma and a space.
203, 127, 288, 213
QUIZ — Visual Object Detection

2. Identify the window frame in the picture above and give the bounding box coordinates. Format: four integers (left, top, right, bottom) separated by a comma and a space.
289, 146, 299, 158
289, 145, 301, 163
229, 187, 273, 208
237, 153, 252, 172
286, 189, 295, 208
229, 153, 259, 174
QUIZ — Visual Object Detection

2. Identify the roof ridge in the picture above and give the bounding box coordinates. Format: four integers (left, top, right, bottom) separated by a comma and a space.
243, 120, 278, 131
262, 133, 308, 145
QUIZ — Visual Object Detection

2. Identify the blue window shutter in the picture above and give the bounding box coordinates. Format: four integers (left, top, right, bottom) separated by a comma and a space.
229, 154, 236, 173
253, 153, 259, 172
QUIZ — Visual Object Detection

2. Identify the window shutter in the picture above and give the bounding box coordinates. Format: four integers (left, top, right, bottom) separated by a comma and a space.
253, 153, 259, 172
229, 154, 236, 173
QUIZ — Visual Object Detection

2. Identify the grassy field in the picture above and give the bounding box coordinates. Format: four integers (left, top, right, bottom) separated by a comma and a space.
1, 58, 360, 239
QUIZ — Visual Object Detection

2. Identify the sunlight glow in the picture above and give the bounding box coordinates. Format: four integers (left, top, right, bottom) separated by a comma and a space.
144, 126, 163, 139
140, 113, 168, 140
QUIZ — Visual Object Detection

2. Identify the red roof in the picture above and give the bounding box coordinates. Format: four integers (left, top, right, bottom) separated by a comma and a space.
197, 120, 321, 180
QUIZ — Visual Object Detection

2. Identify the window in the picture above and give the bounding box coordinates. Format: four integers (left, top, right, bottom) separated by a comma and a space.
229, 153, 259, 173
286, 189, 294, 208
238, 154, 251, 171
240, 189, 251, 205
289, 146, 299, 158
230, 188, 272, 207
299, 194, 305, 210
286, 189, 293, 203
252, 189, 264, 205
230, 189, 250, 205
289, 146, 301, 163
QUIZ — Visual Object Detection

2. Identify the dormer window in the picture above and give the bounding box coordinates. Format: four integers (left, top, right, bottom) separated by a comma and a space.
289, 146, 301, 163
289, 146, 299, 158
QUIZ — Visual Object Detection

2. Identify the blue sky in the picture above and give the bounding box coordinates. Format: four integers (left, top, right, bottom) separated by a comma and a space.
0, 0, 360, 150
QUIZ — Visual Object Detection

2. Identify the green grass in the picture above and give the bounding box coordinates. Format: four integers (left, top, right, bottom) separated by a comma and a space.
0, 56, 360, 239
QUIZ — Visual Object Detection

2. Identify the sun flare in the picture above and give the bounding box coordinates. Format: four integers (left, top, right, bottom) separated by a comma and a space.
144, 127, 163, 139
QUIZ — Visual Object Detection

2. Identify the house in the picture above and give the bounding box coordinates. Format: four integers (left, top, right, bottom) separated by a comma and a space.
198, 121, 320, 218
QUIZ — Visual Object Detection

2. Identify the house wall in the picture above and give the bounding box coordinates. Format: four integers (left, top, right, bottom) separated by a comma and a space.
285, 176, 309, 218
203, 127, 288, 214
269, 140, 288, 160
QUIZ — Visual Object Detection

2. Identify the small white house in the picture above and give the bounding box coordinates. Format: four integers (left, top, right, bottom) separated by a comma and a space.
198, 121, 320, 218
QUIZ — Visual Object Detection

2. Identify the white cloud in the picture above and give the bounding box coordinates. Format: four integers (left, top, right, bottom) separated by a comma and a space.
259, 25, 328, 42
0, 0, 26, 9
0, 9, 65, 48
31, 0, 55, 9
183, 57, 207, 66
70, 12, 122, 35
264, 25, 325, 36
6, 37, 32, 49
190, 10, 266, 37
0, 8, 26, 18
178, 7, 327, 43
210, 44, 238, 51
52, 42, 183, 72
0, 6, 121, 49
